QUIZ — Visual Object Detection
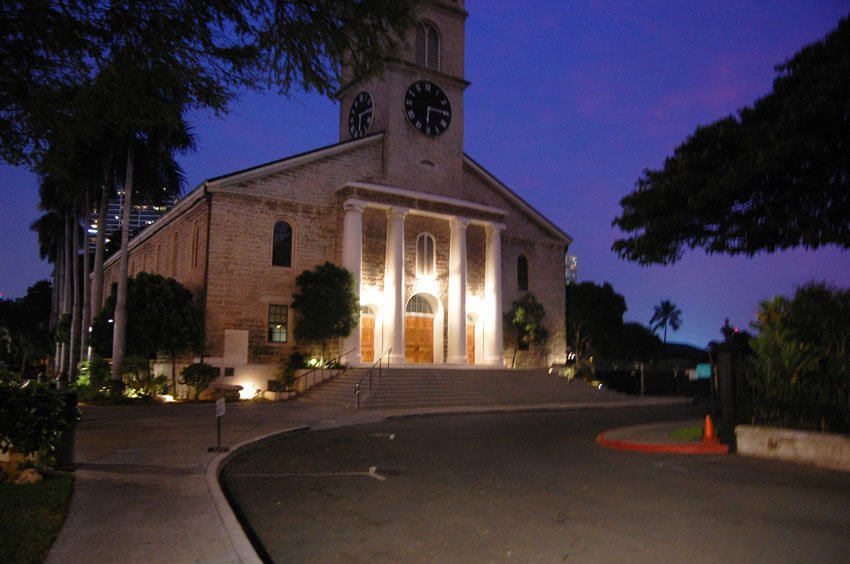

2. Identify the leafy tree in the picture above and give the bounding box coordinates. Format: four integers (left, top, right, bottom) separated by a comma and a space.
0, 1, 97, 166
291, 262, 359, 359
618, 322, 663, 362
650, 300, 683, 343
505, 293, 549, 368
1, 1, 422, 167
746, 282, 850, 431
613, 15, 850, 265
0, 281, 52, 376
567, 282, 626, 363
91, 274, 203, 393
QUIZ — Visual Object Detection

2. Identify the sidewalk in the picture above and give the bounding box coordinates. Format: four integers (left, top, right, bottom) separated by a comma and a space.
46, 396, 694, 564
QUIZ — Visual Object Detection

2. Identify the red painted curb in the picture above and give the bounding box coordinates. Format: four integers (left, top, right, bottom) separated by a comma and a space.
596, 431, 730, 455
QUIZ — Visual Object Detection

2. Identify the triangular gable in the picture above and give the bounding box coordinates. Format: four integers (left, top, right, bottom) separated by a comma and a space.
463, 154, 573, 244
205, 133, 384, 190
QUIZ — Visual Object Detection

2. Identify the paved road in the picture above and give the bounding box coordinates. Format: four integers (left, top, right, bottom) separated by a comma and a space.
221, 405, 850, 564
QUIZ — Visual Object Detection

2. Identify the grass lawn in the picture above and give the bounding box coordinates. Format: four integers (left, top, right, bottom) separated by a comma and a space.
667, 424, 704, 441
0, 472, 74, 564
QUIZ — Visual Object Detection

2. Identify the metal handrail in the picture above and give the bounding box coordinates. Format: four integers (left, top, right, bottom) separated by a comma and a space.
291, 347, 356, 391
355, 348, 391, 411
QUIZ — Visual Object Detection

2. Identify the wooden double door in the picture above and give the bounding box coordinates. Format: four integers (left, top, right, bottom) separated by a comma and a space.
403, 316, 475, 364
405, 315, 434, 364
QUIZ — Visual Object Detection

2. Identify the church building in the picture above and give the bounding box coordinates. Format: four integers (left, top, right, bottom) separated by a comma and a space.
102, 0, 572, 393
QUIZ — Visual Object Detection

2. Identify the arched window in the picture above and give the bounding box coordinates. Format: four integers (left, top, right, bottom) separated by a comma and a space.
272, 221, 292, 267
406, 294, 434, 315
416, 233, 436, 277
415, 22, 440, 71
517, 255, 529, 291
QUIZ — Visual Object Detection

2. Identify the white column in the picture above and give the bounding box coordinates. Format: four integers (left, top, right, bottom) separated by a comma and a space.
447, 217, 469, 365
384, 207, 407, 364
341, 200, 365, 365
484, 222, 505, 366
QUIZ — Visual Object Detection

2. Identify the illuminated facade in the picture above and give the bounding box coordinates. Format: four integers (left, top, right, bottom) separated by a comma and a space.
102, 1, 572, 390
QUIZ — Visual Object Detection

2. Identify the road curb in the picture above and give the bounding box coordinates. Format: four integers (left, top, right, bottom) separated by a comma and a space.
596, 429, 730, 454
204, 425, 310, 563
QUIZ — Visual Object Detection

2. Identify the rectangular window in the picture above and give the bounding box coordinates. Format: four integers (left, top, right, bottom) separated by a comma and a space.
268, 304, 288, 343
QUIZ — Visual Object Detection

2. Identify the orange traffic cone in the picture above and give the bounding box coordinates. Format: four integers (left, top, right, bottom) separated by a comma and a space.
703, 414, 716, 442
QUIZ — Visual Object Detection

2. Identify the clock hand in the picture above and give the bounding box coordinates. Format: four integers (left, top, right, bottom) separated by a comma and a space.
426, 106, 450, 123
358, 109, 371, 129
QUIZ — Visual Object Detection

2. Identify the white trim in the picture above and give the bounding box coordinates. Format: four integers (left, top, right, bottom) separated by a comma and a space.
343, 181, 507, 218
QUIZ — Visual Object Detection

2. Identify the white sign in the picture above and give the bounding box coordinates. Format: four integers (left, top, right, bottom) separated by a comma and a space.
215, 398, 226, 418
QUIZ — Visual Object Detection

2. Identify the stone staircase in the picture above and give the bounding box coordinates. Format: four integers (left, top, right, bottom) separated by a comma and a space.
295, 367, 370, 409
298, 366, 628, 410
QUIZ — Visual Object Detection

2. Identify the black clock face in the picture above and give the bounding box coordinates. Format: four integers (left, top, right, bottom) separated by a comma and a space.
348, 91, 373, 139
404, 80, 452, 136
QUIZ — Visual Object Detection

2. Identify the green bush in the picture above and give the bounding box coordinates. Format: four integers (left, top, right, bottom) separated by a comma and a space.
274, 353, 306, 392
745, 282, 850, 432
0, 382, 70, 467
74, 358, 112, 402
180, 362, 219, 400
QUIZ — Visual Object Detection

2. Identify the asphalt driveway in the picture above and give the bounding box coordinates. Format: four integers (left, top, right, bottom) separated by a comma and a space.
221, 406, 850, 563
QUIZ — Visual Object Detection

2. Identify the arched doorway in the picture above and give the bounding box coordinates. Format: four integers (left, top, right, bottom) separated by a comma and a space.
360, 306, 375, 363
405, 294, 435, 364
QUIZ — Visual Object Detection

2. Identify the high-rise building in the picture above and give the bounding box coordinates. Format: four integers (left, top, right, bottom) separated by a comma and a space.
88, 189, 175, 251
565, 254, 578, 284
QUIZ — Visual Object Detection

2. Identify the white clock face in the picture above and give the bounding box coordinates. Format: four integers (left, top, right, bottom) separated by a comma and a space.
348, 91, 374, 139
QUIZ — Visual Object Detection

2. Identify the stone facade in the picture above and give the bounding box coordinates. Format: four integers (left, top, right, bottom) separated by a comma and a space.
102, 0, 572, 392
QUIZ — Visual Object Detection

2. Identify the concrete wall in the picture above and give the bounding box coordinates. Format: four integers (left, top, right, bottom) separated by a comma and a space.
736, 425, 850, 472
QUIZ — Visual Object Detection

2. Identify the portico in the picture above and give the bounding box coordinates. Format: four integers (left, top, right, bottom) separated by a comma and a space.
340, 182, 506, 367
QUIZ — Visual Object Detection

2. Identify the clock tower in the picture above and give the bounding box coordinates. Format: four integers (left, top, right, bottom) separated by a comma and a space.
338, 0, 469, 196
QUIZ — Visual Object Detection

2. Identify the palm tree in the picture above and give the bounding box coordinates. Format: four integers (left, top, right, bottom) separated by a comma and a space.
650, 300, 683, 343
110, 121, 194, 390
30, 210, 62, 376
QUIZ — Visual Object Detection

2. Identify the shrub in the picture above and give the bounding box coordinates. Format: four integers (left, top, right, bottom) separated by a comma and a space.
180, 362, 219, 400
745, 282, 850, 432
74, 358, 112, 402
0, 382, 70, 467
274, 353, 307, 392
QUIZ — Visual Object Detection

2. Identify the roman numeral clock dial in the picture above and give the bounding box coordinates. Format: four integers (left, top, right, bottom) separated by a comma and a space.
348, 91, 373, 139
404, 80, 452, 136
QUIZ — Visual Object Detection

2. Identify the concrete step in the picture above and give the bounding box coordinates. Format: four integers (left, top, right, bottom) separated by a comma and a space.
296, 366, 630, 411
358, 368, 625, 410
296, 367, 376, 408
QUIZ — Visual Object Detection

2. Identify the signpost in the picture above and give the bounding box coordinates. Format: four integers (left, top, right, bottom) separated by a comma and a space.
208, 398, 229, 452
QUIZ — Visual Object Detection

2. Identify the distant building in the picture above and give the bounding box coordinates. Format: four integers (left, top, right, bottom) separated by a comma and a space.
565, 255, 578, 284
88, 189, 175, 251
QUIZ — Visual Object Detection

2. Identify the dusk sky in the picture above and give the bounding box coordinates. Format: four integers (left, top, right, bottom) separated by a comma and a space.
1, 0, 848, 348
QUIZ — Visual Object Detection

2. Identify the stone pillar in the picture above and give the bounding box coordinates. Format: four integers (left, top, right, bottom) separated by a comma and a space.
384, 207, 408, 364
447, 217, 469, 364
341, 200, 365, 365
484, 222, 505, 366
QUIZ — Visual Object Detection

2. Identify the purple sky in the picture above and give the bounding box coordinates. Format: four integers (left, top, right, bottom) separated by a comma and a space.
1, 0, 848, 347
